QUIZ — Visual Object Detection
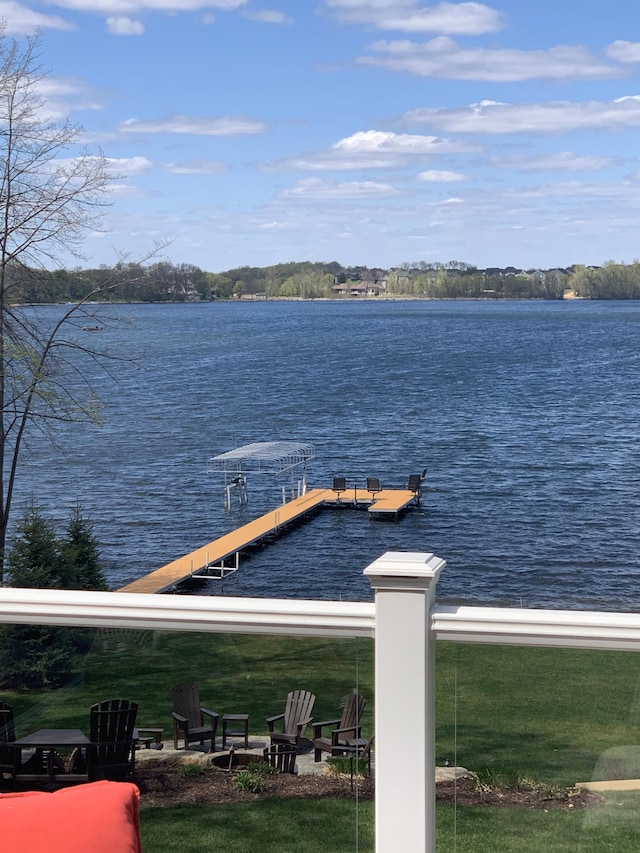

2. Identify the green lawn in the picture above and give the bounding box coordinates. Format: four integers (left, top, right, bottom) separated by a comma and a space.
138, 795, 640, 853
140, 800, 374, 852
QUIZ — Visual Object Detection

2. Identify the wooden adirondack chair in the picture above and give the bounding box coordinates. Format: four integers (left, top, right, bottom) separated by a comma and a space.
171, 682, 219, 752
88, 698, 138, 782
266, 690, 315, 750
262, 741, 297, 774
313, 693, 366, 762
0, 701, 17, 780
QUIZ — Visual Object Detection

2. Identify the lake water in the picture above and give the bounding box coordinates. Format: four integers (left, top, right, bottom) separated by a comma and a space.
12, 299, 640, 611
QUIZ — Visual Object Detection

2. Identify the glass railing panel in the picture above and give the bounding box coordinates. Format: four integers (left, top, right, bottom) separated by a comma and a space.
436, 641, 640, 852
0, 624, 374, 852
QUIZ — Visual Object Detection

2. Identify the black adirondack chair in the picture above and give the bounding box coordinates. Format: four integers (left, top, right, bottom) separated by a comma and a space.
266, 689, 316, 751
0, 701, 17, 780
88, 698, 138, 782
263, 741, 297, 774
313, 693, 366, 762
171, 682, 219, 752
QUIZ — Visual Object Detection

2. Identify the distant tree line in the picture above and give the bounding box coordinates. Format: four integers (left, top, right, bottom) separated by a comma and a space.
8, 258, 640, 303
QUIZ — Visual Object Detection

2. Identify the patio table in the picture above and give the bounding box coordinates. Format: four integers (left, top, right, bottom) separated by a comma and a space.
15, 728, 90, 784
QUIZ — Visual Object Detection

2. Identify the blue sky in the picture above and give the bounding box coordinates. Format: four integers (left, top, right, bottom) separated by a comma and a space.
5, 0, 640, 272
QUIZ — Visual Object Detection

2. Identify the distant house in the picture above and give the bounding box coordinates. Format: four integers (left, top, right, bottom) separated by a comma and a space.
333, 277, 386, 297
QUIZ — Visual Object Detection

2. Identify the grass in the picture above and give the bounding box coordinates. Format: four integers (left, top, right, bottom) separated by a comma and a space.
435, 794, 640, 853
140, 800, 375, 852
435, 642, 640, 786
138, 794, 640, 853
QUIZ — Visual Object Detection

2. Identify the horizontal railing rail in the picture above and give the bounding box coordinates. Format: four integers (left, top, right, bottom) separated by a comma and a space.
0, 587, 375, 638
2, 589, 640, 651
0, 587, 640, 651
432, 604, 640, 651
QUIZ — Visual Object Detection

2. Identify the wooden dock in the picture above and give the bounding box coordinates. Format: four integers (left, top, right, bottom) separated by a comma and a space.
117, 486, 418, 595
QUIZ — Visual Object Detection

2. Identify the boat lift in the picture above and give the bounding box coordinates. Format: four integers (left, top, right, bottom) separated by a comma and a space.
207, 440, 315, 510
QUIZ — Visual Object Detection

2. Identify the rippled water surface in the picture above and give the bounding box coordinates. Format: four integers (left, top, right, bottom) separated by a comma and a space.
13, 300, 640, 610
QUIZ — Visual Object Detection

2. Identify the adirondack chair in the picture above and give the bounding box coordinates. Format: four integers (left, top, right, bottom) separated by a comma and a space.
171, 682, 219, 752
266, 690, 316, 750
262, 741, 297, 774
347, 733, 374, 790
88, 698, 138, 782
313, 693, 366, 762
0, 701, 17, 780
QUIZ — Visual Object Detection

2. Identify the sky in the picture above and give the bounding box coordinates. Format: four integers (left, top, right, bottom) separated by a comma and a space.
4, 0, 640, 272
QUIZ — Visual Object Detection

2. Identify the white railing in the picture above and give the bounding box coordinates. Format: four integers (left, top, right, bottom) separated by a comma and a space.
3, 551, 640, 853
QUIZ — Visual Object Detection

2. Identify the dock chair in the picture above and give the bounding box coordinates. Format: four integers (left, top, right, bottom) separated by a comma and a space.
263, 741, 297, 774
171, 682, 219, 752
332, 476, 346, 501
313, 693, 366, 762
266, 689, 316, 751
366, 477, 382, 499
407, 468, 427, 502
88, 698, 138, 782
0, 701, 17, 780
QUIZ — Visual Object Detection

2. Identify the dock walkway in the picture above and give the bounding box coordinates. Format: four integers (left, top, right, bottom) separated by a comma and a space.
118, 486, 417, 595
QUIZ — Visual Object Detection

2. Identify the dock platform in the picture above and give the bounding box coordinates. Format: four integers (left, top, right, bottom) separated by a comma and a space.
117, 485, 418, 595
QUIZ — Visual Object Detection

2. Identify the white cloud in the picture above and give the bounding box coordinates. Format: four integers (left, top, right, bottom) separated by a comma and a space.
359, 36, 620, 82
506, 179, 637, 202
0, 1, 75, 33
119, 115, 267, 135
35, 77, 106, 121
417, 169, 465, 181
280, 177, 401, 199
495, 152, 620, 172
323, 1, 504, 35
243, 8, 293, 24
606, 40, 640, 64
106, 155, 154, 174
334, 129, 474, 153
404, 97, 640, 134
106, 15, 145, 33
163, 160, 228, 174
264, 129, 479, 171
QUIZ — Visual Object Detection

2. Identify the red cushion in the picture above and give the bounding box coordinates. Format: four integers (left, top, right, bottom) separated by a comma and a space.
0, 781, 142, 852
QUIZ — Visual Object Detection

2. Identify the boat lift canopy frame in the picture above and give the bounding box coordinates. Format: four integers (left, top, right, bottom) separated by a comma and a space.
208, 441, 315, 507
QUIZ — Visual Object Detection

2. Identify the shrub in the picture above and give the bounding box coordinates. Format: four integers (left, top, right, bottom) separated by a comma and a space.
234, 769, 264, 794
179, 761, 206, 778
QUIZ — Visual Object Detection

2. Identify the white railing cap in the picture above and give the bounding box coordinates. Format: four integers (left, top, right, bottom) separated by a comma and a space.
364, 551, 446, 590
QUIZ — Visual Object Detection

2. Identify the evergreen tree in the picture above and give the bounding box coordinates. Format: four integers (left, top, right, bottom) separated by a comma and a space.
60, 506, 107, 590
1, 505, 74, 687
0, 504, 106, 688
7, 504, 62, 588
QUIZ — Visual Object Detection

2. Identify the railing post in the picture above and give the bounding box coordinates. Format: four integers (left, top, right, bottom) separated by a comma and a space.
364, 551, 445, 853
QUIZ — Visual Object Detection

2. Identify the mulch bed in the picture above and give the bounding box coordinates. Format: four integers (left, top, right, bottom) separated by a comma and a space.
436, 777, 604, 810
135, 758, 373, 806
134, 759, 603, 810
